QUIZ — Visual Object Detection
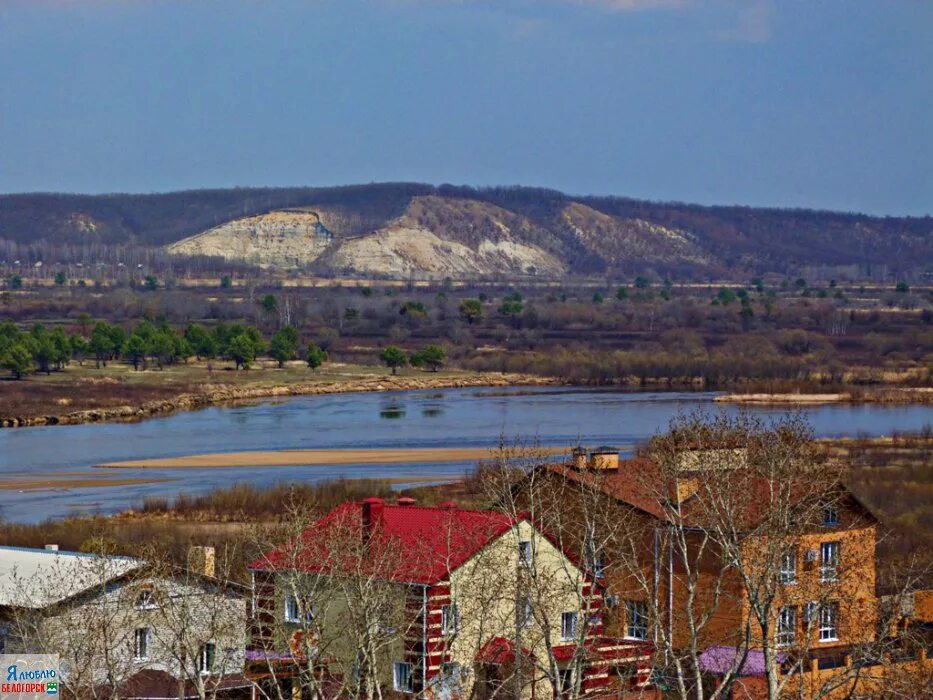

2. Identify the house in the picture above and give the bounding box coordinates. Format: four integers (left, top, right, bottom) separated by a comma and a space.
248, 497, 655, 699
512, 446, 932, 697
0, 544, 250, 699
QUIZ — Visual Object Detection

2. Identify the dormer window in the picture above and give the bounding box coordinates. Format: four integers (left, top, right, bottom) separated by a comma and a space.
823, 505, 839, 526
136, 589, 158, 610
518, 540, 532, 567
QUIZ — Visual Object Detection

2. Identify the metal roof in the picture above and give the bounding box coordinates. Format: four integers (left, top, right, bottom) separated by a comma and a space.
0, 545, 142, 609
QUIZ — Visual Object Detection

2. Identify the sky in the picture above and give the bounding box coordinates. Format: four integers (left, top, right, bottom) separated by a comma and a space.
0, 0, 930, 215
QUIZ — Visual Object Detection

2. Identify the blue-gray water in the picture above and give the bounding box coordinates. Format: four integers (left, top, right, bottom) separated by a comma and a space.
1, 387, 930, 522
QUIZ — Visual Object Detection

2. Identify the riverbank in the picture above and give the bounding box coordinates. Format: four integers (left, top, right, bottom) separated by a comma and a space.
97, 445, 573, 469
0, 364, 558, 428
715, 387, 933, 405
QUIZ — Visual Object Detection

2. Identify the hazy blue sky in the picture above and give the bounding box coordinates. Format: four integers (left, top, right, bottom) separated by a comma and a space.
1, 0, 930, 215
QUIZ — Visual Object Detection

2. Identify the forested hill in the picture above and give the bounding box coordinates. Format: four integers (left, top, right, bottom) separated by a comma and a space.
1, 184, 930, 277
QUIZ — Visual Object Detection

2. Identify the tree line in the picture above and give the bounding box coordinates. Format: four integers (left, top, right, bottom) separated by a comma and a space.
0, 318, 449, 379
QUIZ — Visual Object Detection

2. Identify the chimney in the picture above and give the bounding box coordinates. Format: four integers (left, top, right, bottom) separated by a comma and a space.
187, 546, 216, 578
397, 497, 417, 507
44, 544, 59, 552
572, 447, 588, 470
588, 447, 620, 470
361, 497, 385, 540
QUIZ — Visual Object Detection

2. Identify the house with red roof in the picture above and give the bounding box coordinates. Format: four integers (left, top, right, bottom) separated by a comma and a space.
247, 497, 654, 699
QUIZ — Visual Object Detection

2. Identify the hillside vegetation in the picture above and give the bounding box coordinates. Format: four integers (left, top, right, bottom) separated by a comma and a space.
2, 184, 930, 279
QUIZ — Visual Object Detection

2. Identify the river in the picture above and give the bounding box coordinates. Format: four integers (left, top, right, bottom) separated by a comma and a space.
1, 387, 930, 522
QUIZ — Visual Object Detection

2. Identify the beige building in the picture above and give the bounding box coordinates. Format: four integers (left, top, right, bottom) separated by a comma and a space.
248, 498, 654, 699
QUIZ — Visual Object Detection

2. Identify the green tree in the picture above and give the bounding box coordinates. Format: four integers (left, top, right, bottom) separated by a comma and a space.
220, 275, 233, 289
30, 325, 58, 374
8, 275, 23, 290
149, 330, 177, 369
270, 326, 299, 368
54, 272, 67, 286
716, 288, 737, 305
592, 292, 604, 304
634, 276, 650, 289
89, 322, 115, 368
259, 294, 278, 314
1, 341, 32, 379
379, 346, 408, 375
458, 299, 484, 325
144, 275, 159, 291
399, 300, 427, 317
616, 286, 629, 301
895, 281, 910, 293
184, 324, 217, 360
123, 334, 149, 371
410, 345, 446, 372
228, 333, 257, 370
69, 334, 89, 365
306, 342, 327, 371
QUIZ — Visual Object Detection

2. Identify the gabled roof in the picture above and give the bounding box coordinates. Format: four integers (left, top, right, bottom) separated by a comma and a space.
546, 459, 669, 520
250, 500, 520, 585
0, 545, 142, 609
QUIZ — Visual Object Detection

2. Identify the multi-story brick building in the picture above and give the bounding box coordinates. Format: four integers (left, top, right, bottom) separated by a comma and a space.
248, 497, 654, 699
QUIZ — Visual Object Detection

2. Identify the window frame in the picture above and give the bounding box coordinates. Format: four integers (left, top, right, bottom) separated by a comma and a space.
518, 540, 533, 567
560, 611, 579, 641
819, 602, 839, 642
519, 597, 534, 629
133, 627, 151, 661
441, 602, 460, 635
197, 642, 216, 675
820, 542, 840, 582
284, 594, 301, 623
822, 504, 839, 526
135, 589, 158, 610
393, 661, 414, 693
779, 550, 797, 585
624, 600, 648, 641
777, 606, 797, 647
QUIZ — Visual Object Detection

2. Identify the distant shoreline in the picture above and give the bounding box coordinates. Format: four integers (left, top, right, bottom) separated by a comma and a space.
714, 388, 933, 406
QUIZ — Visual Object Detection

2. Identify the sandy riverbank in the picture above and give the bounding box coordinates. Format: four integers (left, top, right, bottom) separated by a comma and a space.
715, 388, 932, 405
0, 477, 172, 490
97, 445, 573, 469
1, 372, 558, 428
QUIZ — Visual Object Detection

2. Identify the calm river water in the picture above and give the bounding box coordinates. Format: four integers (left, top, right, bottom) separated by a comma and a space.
1, 387, 930, 522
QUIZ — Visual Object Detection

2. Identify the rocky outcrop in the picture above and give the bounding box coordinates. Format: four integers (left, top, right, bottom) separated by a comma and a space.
0, 373, 558, 428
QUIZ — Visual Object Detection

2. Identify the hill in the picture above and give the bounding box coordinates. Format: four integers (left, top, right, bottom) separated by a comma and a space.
1, 184, 930, 278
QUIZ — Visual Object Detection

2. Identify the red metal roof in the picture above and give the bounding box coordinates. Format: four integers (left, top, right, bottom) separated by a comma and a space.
250, 499, 519, 584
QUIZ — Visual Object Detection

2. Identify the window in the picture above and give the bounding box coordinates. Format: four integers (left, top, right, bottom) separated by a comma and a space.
518, 540, 532, 567
624, 600, 648, 640
439, 662, 461, 691
561, 611, 578, 641
284, 595, 301, 623
803, 601, 818, 626
441, 603, 460, 635
585, 535, 604, 578
823, 505, 839, 526
393, 661, 413, 693
560, 668, 575, 697
519, 597, 534, 628
780, 550, 797, 584
136, 589, 157, 610
197, 642, 216, 674
133, 628, 150, 660
819, 603, 838, 641
820, 542, 840, 582
777, 606, 796, 647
